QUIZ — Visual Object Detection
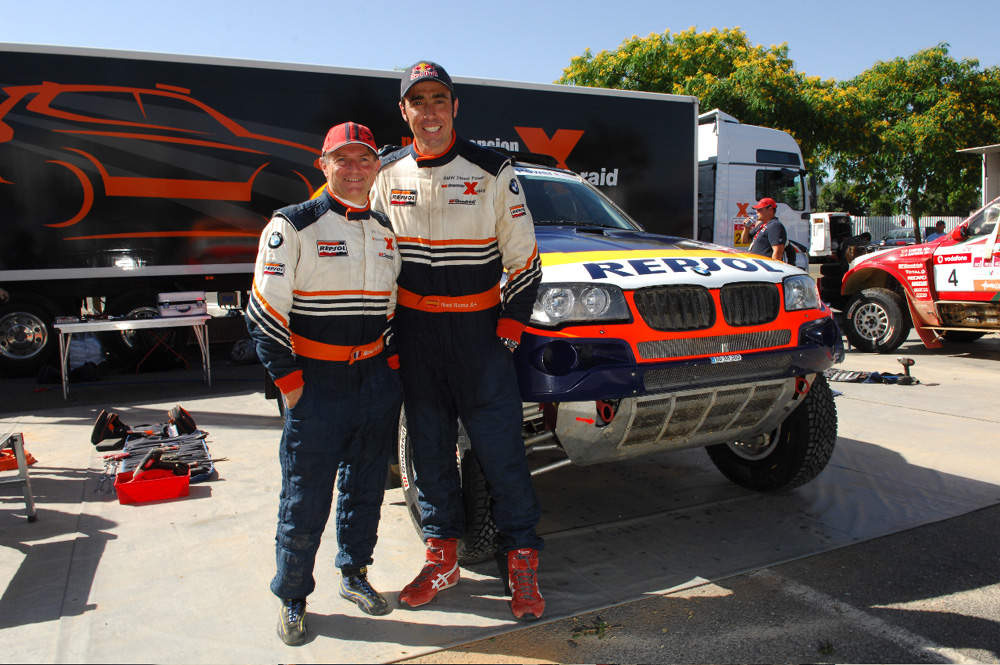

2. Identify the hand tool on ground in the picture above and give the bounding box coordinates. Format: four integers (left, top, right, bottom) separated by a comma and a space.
130, 448, 189, 482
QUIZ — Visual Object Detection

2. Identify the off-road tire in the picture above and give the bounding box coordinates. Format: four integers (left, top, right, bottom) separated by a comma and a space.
398, 409, 498, 564
706, 374, 837, 491
844, 287, 911, 353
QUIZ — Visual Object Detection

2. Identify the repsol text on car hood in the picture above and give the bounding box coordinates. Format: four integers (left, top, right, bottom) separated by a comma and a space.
534, 226, 800, 289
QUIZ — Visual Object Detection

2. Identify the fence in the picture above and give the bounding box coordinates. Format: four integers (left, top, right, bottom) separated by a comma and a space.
850, 215, 965, 240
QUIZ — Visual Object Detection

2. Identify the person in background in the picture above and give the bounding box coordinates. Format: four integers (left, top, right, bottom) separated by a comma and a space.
740, 197, 787, 261
371, 60, 546, 621
246, 122, 402, 645
926, 220, 947, 242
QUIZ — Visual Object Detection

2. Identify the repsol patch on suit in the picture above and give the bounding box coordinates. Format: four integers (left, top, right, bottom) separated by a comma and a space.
317, 241, 348, 257
263, 262, 285, 276
390, 189, 417, 206
510, 204, 527, 218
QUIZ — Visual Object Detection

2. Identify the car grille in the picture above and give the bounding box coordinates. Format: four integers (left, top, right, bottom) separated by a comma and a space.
636, 330, 792, 360
720, 282, 779, 326
633, 286, 714, 331
642, 352, 793, 392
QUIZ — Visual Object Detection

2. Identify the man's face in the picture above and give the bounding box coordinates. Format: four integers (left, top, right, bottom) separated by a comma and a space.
756, 205, 776, 223
399, 80, 458, 155
321, 144, 379, 203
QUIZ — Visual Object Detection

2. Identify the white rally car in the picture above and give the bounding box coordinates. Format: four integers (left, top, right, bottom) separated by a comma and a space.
397, 159, 844, 562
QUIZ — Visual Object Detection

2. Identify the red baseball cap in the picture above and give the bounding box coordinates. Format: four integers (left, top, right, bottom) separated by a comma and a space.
752, 197, 777, 209
321, 122, 377, 156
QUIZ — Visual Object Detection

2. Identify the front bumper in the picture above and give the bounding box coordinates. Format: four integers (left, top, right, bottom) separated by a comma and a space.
516, 316, 843, 402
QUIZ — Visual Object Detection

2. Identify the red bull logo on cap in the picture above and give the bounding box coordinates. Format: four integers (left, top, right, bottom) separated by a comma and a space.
411, 63, 437, 79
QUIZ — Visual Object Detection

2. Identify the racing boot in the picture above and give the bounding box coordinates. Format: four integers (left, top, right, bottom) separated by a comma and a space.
276, 597, 307, 646
340, 566, 391, 616
506, 548, 545, 621
398, 537, 459, 608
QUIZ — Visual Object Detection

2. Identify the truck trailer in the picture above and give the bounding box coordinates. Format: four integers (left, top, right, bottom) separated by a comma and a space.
0, 43, 812, 374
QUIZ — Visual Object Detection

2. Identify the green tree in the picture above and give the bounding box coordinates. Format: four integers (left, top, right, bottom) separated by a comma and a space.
558, 27, 836, 168
822, 45, 1000, 240
816, 179, 867, 216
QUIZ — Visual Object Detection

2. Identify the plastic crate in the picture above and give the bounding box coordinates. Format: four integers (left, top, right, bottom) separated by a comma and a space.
115, 468, 190, 504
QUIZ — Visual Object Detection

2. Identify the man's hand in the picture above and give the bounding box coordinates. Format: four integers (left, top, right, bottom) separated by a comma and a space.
283, 385, 304, 410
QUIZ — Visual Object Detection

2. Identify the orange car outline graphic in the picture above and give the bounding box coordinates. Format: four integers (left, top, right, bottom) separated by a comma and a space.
0, 81, 320, 233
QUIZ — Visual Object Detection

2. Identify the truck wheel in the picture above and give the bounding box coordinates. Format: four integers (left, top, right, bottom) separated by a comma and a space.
844, 288, 910, 353
397, 409, 498, 565
0, 301, 55, 376
706, 374, 837, 491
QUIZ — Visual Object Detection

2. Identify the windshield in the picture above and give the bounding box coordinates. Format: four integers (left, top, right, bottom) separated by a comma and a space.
966, 201, 1000, 238
517, 168, 639, 231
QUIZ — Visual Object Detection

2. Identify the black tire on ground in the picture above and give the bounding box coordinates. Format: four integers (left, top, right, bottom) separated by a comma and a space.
706, 374, 837, 491
0, 300, 56, 377
844, 287, 911, 353
942, 331, 985, 343
397, 408, 498, 565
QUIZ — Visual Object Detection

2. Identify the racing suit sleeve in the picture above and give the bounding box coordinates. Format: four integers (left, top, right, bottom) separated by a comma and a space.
385, 235, 402, 369
245, 215, 302, 395
494, 162, 542, 343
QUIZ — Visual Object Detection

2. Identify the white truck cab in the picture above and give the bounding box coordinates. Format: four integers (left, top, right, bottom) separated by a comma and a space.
697, 109, 812, 261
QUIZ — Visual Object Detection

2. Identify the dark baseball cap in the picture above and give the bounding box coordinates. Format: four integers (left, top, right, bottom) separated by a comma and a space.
401, 60, 455, 99
321, 121, 377, 156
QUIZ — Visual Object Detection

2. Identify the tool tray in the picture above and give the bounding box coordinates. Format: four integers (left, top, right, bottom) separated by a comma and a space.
118, 430, 215, 483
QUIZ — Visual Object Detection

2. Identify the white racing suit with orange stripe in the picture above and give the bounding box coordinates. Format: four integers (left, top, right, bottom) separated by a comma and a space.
246, 189, 402, 601
372, 135, 543, 552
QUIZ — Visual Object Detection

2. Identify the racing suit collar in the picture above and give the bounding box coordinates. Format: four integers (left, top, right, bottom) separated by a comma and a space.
412, 131, 458, 168
324, 187, 372, 219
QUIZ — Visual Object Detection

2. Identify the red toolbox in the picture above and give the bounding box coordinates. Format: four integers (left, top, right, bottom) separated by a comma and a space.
115, 468, 190, 504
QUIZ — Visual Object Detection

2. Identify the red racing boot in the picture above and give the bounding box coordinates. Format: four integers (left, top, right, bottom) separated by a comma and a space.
398, 537, 460, 608
507, 548, 545, 621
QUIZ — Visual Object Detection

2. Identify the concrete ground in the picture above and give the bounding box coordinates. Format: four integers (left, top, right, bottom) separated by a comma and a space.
402, 330, 1000, 664
2, 328, 1000, 663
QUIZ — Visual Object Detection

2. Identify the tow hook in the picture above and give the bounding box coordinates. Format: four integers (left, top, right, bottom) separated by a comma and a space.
794, 376, 811, 398
596, 400, 619, 425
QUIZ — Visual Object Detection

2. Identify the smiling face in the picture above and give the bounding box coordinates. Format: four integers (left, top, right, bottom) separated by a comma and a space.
399, 80, 458, 156
320, 143, 379, 204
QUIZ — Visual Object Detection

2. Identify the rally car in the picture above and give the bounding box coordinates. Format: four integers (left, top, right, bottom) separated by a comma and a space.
841, 197, 1000, 353
396, 159, 844, 562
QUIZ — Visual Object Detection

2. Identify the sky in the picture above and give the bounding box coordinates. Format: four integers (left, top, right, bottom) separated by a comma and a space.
1, 0, 998, 85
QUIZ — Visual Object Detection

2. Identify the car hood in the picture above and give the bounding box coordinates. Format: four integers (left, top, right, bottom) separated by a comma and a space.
534, 225, 802, 289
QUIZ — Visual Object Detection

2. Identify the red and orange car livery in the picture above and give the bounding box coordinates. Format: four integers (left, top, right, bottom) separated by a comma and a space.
841, 197, 1000, 353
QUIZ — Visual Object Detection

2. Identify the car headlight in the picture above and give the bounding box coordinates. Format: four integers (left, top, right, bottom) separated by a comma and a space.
530, 283, 630, 326
783, 275, 820, 311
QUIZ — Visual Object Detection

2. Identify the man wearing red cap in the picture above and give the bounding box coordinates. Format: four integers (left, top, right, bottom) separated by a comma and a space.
247, 122, 402, 645
742, 197, 788, 261
371, 61, 545, 621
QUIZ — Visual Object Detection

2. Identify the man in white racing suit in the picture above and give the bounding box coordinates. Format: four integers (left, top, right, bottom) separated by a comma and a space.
247, 122, 402, 645
371, 61, 545, 621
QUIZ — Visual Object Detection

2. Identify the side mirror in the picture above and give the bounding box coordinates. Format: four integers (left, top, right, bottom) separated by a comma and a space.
950, 225, 968, 242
